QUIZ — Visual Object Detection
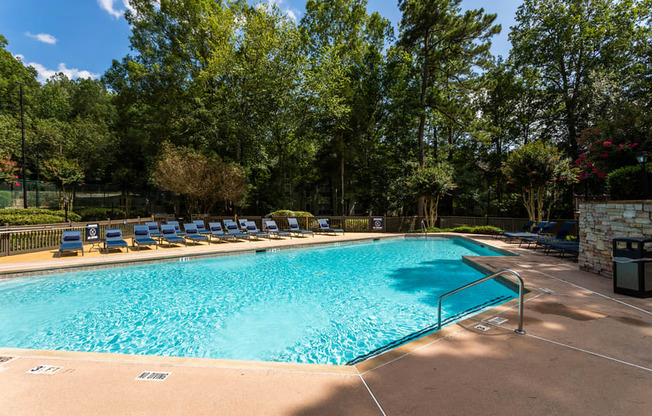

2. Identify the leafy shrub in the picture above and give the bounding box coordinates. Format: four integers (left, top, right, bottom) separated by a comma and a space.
0, 208, 81, 225
606, 164, 651, 200
410, 225, 502, 235
75, 207, 127, 221
267, 210, 314, 217
0, 191, 12, 208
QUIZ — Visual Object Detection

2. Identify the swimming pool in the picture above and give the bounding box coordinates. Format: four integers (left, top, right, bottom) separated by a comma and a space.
0, 237, 516, 365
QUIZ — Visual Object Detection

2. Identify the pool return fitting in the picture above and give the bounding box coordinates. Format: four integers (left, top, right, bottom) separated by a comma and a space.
437, 269, 526, 335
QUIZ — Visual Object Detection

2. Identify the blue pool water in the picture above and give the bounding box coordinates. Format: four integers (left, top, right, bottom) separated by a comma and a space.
0, 238, 514, 365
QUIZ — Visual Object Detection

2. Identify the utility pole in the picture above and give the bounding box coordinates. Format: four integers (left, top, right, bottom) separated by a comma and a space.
18, 83, 27, 208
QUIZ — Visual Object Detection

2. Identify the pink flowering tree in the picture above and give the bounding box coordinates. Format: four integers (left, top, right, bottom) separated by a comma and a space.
574, 127, 639, 185
0, 154, 19, 189
503, 141, 578, 222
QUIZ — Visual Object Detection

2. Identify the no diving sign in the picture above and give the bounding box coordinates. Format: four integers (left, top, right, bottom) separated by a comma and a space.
86, 223, 99, 241
372, 217, 384, 232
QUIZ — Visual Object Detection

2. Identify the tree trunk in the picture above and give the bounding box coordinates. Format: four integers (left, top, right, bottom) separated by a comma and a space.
417, 30, 430, 217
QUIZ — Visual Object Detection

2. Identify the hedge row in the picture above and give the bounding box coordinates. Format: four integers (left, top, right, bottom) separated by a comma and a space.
412, 225, 503, 235
0, 208, 81, 225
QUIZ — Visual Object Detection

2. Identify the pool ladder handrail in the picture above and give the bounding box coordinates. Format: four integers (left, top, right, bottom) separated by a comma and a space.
437, 268, 526, 335
421, 220, 427, 235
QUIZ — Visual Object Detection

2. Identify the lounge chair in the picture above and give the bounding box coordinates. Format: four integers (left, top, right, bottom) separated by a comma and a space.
104, 229, 128, 253
193, 220, 211, 235
265, 220, 292, 239
223, 220, 252, 241
145, 222, 164, 239
512, 221, 557, 246
167, 221, 185, 237
183, 223, 210, 245
132, 225, 158, 251
521, 221, 576, 249
58, 230, 84, 257
208, 222, 237, 242
317, 218, 344, 235
244, 221, 270, 240
503, 221, 548, 242
546, 241, 580, 258
287, 217, 314, 237
237, 218, 249, 232
160, 224, 187, 247
493, 220, 535, 239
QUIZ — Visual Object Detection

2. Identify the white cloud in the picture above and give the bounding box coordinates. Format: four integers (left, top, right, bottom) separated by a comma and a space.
267, 0, 301, 22
27, 62, 100, 83
25, 32, 57, 45
97, 0, 134, 19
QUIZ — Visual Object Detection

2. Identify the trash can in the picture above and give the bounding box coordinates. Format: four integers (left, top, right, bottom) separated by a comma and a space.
612, 237, 652, 298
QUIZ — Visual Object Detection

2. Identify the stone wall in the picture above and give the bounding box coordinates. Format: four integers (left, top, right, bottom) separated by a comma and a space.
579, 201, 652, 277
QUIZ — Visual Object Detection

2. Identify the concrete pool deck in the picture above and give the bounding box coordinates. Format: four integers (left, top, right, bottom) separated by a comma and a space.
0, 233, 650, 415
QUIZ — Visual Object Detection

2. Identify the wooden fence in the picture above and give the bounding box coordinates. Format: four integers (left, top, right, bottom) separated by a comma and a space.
0, 215, 578, 257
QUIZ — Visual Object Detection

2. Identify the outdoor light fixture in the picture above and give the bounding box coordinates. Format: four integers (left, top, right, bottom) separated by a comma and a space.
636, 151, 650, 199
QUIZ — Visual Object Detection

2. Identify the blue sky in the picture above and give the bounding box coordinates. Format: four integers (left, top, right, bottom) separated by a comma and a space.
0, 0, 522, 83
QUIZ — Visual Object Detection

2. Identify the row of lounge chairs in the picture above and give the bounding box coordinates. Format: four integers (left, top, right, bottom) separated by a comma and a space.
494, 220, 579, 259
57, 218, 344, 257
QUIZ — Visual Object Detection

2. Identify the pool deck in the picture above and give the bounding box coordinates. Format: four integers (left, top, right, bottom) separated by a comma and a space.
0, 233, 650, 415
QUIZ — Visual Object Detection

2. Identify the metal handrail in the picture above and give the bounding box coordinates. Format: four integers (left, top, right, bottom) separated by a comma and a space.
437, 268, 526, 335
421, 220, 427, 235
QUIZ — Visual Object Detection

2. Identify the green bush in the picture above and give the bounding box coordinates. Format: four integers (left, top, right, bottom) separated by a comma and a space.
410, 225, 502, 235
75, 207, 127, 221
0, 191, 12, 208
606, 164, 651, 200
0, 208, 81, 225
267, 210, 314, 217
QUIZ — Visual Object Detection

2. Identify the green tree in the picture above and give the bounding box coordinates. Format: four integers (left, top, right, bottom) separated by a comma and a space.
41, 157, 85, 212
509, 0, 651, 158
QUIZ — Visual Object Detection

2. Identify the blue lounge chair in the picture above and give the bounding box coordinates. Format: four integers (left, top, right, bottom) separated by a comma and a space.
515, 221, 557, 246
193, 220, 211, 235
145, 222, 163, 239
237, 218, 249, 232
493, 220, 535, 239
167, 221, 185, 237
132, 225, 158, 251
58, 230, 84, 257
522, 221, 576, 249
208, 222, 237, 242
104, 229, 128, 253
265, 220, 292, 239
288, 217, 313, 237
547, 241, 580, 258
503, 221, 548, 242
223, 220, 251, 241
244, 221, 270, 240
317, 218, 344, 235
183, 223, 210, 245
160, 224, 186, 247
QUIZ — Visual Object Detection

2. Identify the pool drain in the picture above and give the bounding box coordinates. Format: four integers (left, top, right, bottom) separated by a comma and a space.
486, 317, 508, 325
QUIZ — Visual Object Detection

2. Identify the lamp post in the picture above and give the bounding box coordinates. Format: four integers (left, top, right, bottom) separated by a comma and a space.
16, 82, 27, 208
636, 151, 649, 199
